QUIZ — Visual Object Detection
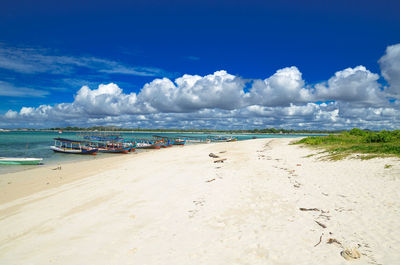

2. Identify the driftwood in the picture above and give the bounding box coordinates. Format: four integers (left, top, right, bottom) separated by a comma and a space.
314, 234, 323, 247
299, 208, 320, 211
214, 158, 227, 163
206, 178, 216, 183
315, 220, 327, 228
209, 153, 219, 158
327, 238, 342, 245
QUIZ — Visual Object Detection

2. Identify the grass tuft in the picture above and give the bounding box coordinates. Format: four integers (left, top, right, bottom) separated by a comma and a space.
295, 129, 400, 160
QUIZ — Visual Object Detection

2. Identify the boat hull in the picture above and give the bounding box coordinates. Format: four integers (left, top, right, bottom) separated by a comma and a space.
50, 146, 97, 155
0, 157, 43, 165
98, 146, 132, 153
173, 140, 186, 145
136, 144, 162, 149
141, 145, 161, 149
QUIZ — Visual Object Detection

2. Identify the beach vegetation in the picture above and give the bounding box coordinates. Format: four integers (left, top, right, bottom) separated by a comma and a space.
296, 129, 400, 159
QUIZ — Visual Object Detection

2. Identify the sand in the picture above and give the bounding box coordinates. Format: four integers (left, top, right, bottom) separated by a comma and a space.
0, 138, 399, 264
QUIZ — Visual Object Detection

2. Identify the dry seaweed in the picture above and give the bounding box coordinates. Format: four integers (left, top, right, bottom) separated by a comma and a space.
314, 234, 323, 247
327, 238, 342, 245
315, 220, 327, 228
299, 207, 320, 211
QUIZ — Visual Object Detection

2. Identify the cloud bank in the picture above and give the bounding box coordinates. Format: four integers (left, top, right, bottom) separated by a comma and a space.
379, 43, 400, 97
2, 44, 400, 130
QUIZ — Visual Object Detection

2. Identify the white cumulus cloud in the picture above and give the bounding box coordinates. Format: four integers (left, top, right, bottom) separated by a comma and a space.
138, 70, 246, 112
379, 43, 400, 97
314, 66, 384, 105
246, 66, 311, 106
73, 83, 139, 115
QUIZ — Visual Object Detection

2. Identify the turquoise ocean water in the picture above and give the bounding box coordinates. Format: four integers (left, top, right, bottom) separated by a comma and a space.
0, 131, 316, 174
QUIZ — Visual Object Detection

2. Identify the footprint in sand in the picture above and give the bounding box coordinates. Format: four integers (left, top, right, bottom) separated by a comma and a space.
188, 198, 205, 218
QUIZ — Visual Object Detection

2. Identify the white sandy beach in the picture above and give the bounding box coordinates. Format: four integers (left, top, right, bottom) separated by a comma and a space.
0, 138, 399, 265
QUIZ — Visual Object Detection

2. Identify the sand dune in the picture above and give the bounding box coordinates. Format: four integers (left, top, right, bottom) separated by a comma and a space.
0, 138, 399, 264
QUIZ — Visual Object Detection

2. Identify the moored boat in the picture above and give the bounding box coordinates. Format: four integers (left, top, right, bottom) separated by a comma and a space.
153, 135, 186, 146
50, 138, 98, 155
175, 135, 210, 144
161, 139, 173, 148
91, 142, 135, 154
135, 140, 163, 149
0, 157, 43, 165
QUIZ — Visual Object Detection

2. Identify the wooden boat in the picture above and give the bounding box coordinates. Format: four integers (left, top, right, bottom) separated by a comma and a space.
153, 135, 186, 146
135, 140, 163, 149
175, 135, 210, 144
0, 157, 43, 165
81, 133, 134, 153
90, 141, 135, 154
50, 138, 98, 155
173, 139, 186, 145
161, 139, 173, 148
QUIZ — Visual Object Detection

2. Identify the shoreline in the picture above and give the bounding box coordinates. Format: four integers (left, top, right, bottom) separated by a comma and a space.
0, 134, 307, 176
0, 138, 399, 264
0, 145, 182, 204
0, 150, 140, 204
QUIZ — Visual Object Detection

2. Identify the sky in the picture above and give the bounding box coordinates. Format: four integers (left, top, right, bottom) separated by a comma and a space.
0, 0, 399, 130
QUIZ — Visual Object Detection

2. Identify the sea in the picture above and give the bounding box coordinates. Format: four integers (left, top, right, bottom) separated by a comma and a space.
0, 131, 318, 175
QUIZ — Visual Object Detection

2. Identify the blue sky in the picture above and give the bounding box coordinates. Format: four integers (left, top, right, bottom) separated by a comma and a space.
1, 0, 400, 129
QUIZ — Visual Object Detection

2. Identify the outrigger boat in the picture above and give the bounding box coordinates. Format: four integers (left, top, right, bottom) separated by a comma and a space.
175, 135, 211, 144
0, 157, 43, 165
132, 138, 163, 149
80, 133, 134, 153
50, 138, 98, 155
88, 141, 135, 154
135, 141, 163, 149
153, 135, 186, 146
161, 138, 173, 148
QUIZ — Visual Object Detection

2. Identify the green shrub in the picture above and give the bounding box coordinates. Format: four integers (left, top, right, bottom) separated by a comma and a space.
363, 130, 392, 143
349, 128, 368, 136
296, 129, 400, 159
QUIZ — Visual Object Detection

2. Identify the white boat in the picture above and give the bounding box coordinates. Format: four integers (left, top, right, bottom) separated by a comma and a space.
50, 138, 98, 155
0, 157, 43, 165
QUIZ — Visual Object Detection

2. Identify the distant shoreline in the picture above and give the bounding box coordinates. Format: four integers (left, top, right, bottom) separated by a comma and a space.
0, 129, 331, 135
